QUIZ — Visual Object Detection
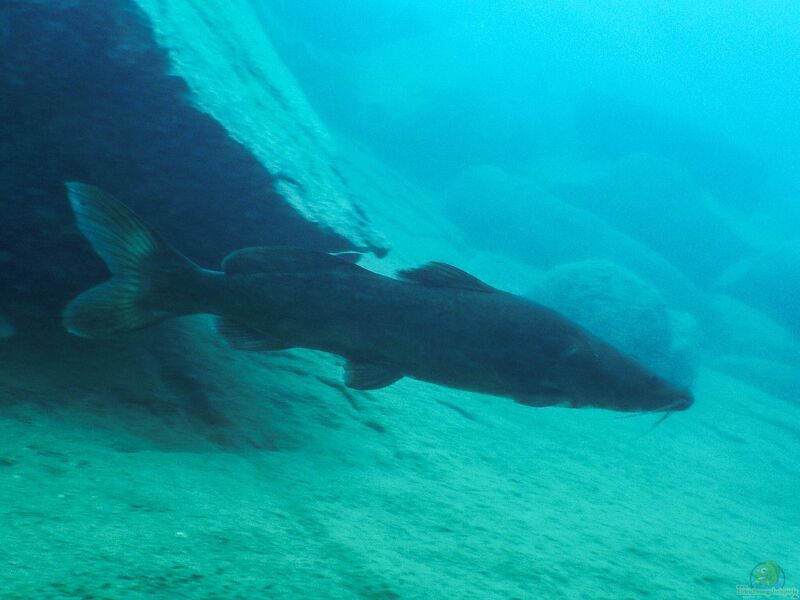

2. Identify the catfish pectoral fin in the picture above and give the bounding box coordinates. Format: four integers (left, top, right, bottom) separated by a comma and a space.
344, 361, 403, 390
214, 317, 290, 352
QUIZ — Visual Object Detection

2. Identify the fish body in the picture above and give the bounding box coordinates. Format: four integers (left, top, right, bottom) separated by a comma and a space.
63, 183, 692, 413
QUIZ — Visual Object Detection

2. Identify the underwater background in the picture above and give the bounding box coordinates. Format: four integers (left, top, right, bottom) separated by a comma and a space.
1, 1, 799, 598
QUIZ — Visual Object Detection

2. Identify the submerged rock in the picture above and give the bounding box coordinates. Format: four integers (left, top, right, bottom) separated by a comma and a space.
529, 259, 695, 383
132, 0, 385, 253
443, 165, 700, 310
549, 153, 752, 284
574, 93, 771, 212
709, 355, 800, 404
716, 245, 800, 337
0, 0, 385, 330
701, 294, 800, 367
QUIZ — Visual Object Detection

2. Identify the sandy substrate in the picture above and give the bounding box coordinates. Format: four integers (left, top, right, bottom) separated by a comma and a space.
1, 318, 798, 599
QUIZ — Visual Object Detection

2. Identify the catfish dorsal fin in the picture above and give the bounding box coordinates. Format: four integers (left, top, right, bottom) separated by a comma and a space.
222, 246, 360, 275
397, 262, 496, 293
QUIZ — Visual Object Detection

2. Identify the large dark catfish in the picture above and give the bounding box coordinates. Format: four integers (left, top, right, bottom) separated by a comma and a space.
63, 183, 692, 413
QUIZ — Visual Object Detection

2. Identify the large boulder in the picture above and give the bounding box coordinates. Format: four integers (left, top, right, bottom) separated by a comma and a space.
442, 165, 701, 311
716, 245, 800, 337
0, 0, 385, 330
574, 93, 771, 212
549, 153, 752, 284
701, 294, 800, 365
709, 355, 800, 404
529, 259, 696, 384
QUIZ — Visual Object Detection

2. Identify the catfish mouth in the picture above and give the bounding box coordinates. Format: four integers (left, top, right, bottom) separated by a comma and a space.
617, 387, 694, 414
656, 390, 693, 412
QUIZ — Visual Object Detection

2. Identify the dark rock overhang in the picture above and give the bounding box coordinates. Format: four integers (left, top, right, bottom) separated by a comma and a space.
0, 0, 386, 329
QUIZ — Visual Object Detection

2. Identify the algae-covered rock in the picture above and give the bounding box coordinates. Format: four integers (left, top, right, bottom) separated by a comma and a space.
529, 259, 695, 383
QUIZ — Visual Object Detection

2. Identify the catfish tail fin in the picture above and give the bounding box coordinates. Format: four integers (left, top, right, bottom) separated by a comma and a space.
63, 182, 203, 338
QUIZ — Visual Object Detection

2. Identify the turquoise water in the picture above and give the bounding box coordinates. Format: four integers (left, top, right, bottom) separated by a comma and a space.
1, 1, 799, 598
